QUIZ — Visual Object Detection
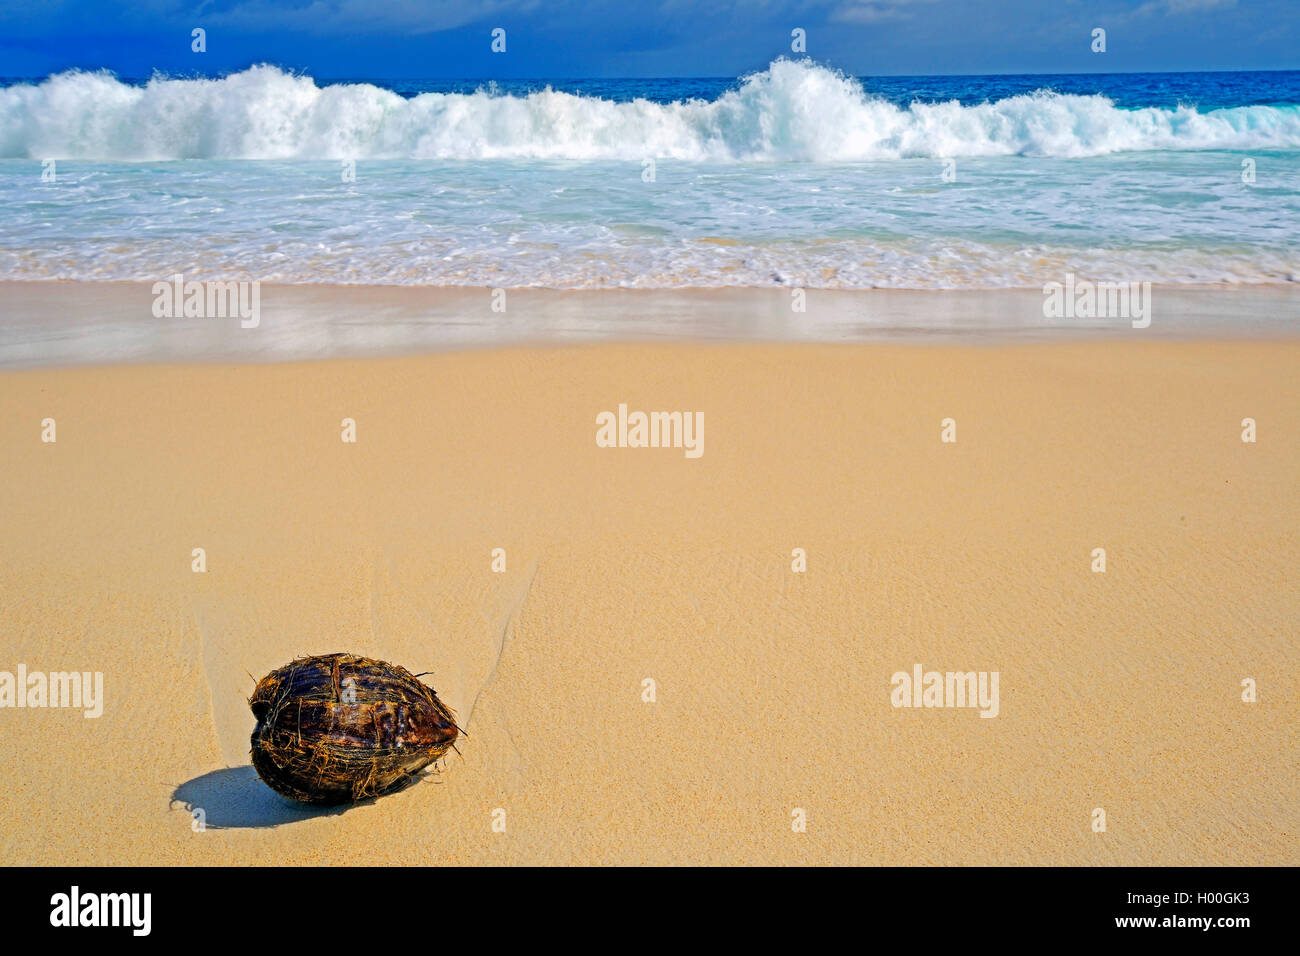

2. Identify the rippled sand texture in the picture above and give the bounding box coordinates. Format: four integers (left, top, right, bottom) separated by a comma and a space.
1, 334, 1295, 864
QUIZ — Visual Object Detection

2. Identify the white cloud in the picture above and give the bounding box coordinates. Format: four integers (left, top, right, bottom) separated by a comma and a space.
1131, 0, 1237, 18
831, 0, 938, 25
201, 0, 539, 35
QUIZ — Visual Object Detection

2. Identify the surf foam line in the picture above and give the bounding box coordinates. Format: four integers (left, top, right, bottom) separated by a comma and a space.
5, 59, 1300, 161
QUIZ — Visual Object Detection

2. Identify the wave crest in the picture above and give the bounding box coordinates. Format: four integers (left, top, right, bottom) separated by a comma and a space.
4, 59, 1300, 161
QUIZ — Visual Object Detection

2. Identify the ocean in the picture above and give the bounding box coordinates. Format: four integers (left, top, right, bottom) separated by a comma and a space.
1, 59, 1299, 289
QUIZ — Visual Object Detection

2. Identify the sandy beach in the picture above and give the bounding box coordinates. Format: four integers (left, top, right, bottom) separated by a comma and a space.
0, 294, 1295, 865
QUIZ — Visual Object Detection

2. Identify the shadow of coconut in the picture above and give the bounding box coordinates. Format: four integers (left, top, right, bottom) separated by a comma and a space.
170, 766, 358, 829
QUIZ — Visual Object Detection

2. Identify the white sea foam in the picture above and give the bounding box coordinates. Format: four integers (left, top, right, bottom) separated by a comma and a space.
5, 59, 1300, 161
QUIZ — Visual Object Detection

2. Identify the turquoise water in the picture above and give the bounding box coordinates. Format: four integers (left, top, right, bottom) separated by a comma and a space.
1, 61, 1298, 288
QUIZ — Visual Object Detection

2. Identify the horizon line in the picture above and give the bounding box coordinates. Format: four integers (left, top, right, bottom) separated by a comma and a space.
3, 64, 1299, 84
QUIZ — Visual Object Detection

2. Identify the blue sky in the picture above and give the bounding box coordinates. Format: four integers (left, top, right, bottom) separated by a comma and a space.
1, 0, 1296, 78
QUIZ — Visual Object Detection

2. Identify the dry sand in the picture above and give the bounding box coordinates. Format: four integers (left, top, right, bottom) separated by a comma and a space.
0, 333, 1296, 864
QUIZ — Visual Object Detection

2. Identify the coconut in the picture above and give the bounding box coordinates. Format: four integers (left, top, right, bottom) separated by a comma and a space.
249, 653, 459, 805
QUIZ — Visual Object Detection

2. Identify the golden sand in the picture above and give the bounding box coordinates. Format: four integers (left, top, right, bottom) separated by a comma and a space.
0, 338, 1295, 864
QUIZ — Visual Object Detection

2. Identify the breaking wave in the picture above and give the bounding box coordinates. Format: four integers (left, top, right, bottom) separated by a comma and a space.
4, 59, 1300, 161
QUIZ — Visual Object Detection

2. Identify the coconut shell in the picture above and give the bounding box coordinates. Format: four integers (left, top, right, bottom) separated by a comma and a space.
249, 653, 459, 805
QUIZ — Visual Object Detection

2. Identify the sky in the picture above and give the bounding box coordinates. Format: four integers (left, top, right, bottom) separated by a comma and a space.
0, 0, 1297, 79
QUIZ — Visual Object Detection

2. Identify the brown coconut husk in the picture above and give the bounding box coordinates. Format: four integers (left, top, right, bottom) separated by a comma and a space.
249, 652, 460, 805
